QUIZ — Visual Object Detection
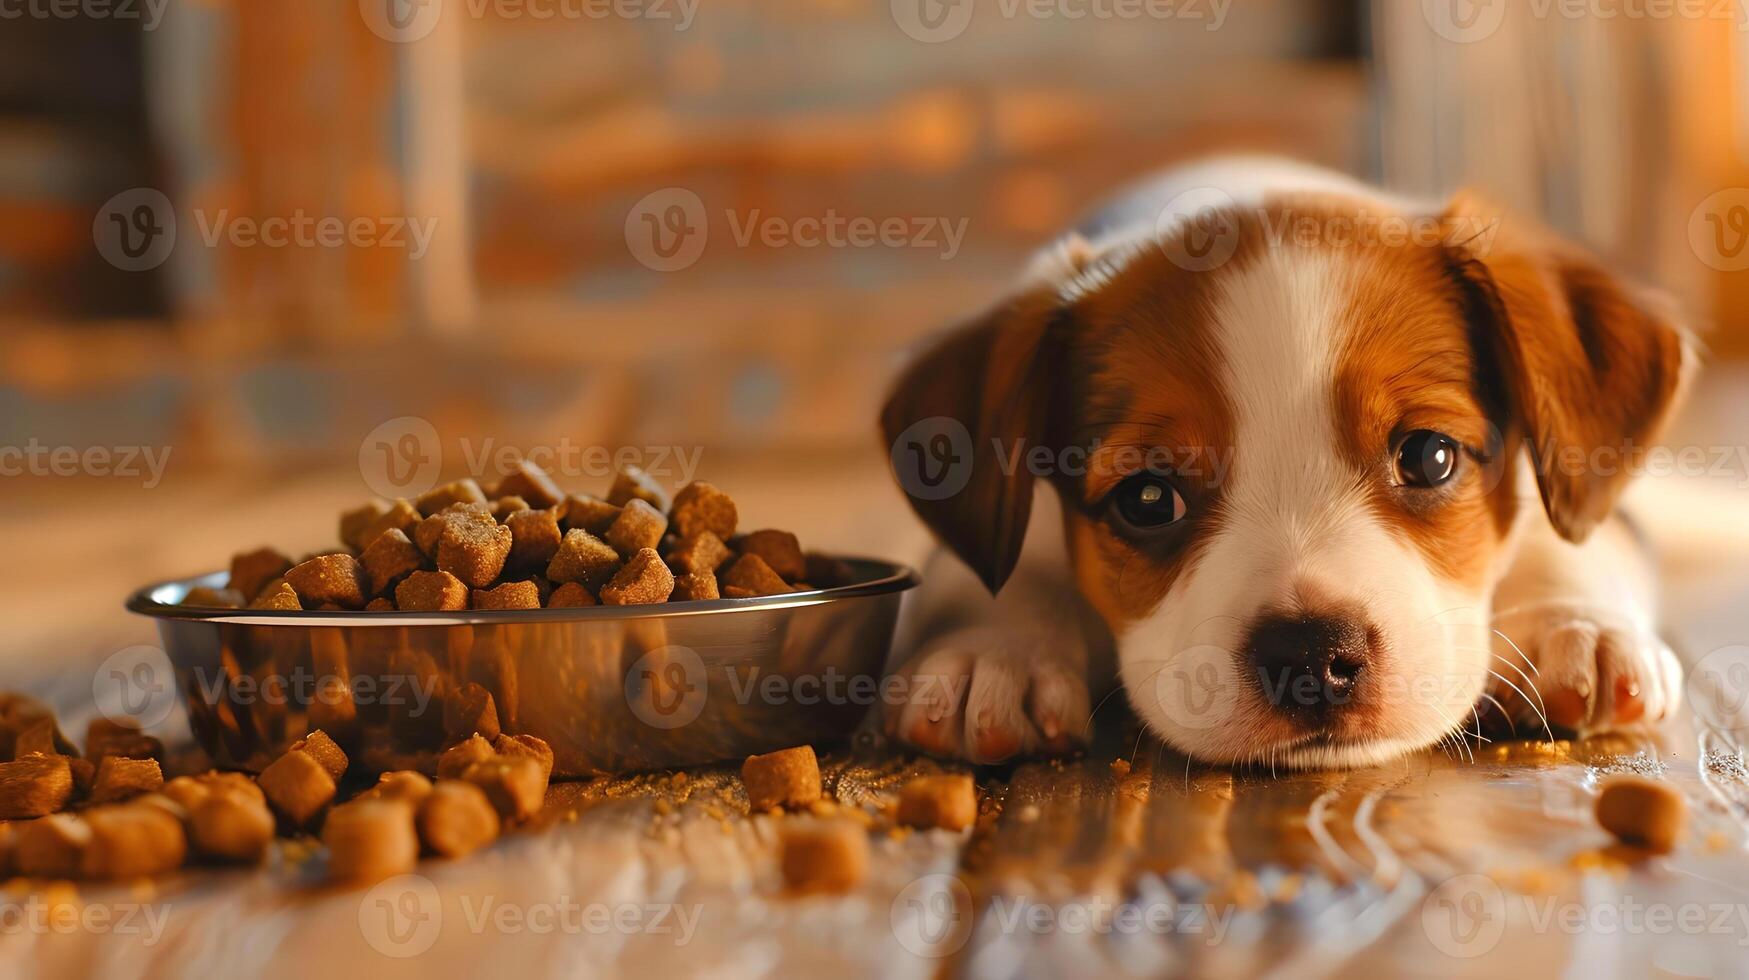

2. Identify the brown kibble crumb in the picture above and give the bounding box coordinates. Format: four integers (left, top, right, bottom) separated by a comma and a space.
291, 730, 349, 783
492, 734, 554, 781
1109, 758, 1132, 777
190, 791, 275, 862
257, 749, 336, 828
82, 801, 187, 878
505, 507, 564, 575
666, 531, 731, 575
721, 554, 793, 597
417, 780, 502, 858
606, 465, 670, 511
285, 554, 369, 610
547, 582, 597, 607
896, 774, 977, 831
436, 515, 513, 588
340, 500, 391, 552
741, 745, 821, 811
670, 482, 738, 541
415, 478, 488, 517
472, 580, 542, 610
396, 570, 470, 611
737, 529, 806, 582
780, 820, 868, 895
324, 799, 419, 883
16, 812, 90, 877
561, 494, 621, 535
250, 581, 302, 610
90, 755, 163, 804
605, 499, 668, 557
464, 756, 547, 822
230, 547, 294, 603
672, 572, 719, 601
546, 529, 621, 589
360, 528, 425, 596
444, 684, 501, 743
438, 734, 496, 780
1596, 775, 1685, 854
600, 548, 675, 606
492, 459, 564, 509
0, 754, 74, 818
182, 586, 245, 609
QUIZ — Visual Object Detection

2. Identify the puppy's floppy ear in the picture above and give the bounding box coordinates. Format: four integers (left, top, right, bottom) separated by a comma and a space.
1444, 193, 1697, 543
881, 287, 1062, 594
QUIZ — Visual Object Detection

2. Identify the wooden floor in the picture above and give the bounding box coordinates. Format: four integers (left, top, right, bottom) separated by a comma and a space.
4, 444, 1749, 979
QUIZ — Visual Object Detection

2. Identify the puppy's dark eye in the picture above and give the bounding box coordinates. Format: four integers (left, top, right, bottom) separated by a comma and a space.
1109, 471, 1187, 533
1395, 430, 1460, 488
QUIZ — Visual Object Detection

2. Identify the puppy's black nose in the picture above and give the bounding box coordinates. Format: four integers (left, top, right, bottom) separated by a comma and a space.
1244, 615, 1371, 723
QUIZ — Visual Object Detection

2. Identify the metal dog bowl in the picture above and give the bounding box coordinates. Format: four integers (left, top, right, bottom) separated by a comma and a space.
125, 558, 917, 777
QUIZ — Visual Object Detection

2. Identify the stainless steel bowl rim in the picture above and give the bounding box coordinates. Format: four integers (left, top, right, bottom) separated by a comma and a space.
126, 554, 919, 627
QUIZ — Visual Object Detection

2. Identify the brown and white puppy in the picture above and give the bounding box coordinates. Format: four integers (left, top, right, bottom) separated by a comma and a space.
880, 157, 1694, 768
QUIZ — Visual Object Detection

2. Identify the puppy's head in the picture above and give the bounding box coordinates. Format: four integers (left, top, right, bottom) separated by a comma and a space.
883, 190, 1692, 767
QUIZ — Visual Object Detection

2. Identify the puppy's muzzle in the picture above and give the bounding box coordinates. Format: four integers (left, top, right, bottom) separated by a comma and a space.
1244, 614, 1376, 727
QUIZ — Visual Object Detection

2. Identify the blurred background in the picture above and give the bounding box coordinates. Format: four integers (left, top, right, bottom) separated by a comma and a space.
2, 0, 1748, 675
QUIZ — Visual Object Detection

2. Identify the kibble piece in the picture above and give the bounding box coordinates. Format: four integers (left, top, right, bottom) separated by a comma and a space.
362, 499, 422, 551
90, 755, 163, 804
189, 791, 275, 862
82, 802, 187, 878
437, 516, 513, 588
396, 570, 470, 612
324, 799, 419, 882
738, 529, 806, 582
182, 586, 245, 609
741, 745, 821, 811
492, 495, 530, 521
87, 720, 164, 763
360, 770, 434, 806
340, 500, 390, 552
562, 494, 621, 535
200, 771, 267, 806
492, 459, 564, 509
444, 684, 501, 743
0, 755, 74, 818
896, 773, 977, 831
13, 717, 63, 759
360, 527, 425, 596
599, 548, 675, 606
0, 822, 14, 877
1596, 775, 1685, 853
415, 478, 488, 517
670, 482, 738, 541
285, 554, 369, 610
505, 507, 564, 575
463, 756, 547, 822
605, 499, 669, 557
672, 572, 719, 602
161, 774, 209, 811
290, 730, 349, 783
491, 734, 554, 781
606, 465, 670, 511
438, 734, 496, 779
230, 547, 294, 603
366, 597, 395, 611
417, 781, 502, 858
547, 529, 622, 590
257, 749, 336, 828
804, 553, 855, 589
16, 812, 90, 878
666, 531, 731, 575
471, 580, 541, 611
547, 582, 597, 608
414, 501, 493, 555
780, 820, 869, 895
721, 554, 793, 597
250, 580, 302, 610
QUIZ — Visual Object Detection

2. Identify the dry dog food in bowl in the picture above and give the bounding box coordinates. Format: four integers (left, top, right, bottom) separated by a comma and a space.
127, 463, 916, 776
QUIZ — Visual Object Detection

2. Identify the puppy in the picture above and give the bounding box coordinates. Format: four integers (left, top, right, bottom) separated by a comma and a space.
880, 157, 1694, 768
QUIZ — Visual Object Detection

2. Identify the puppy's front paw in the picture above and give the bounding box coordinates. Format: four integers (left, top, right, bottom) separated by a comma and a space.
883, 626, 1090, 764
1490, 604, 1684, 735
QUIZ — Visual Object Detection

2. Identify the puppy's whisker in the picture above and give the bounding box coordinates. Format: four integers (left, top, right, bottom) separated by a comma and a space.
1487, 668, 1556, 745
1491, 628, 1540, 676
1475, 692, 1516, 736
1490, 653, 1548, 716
